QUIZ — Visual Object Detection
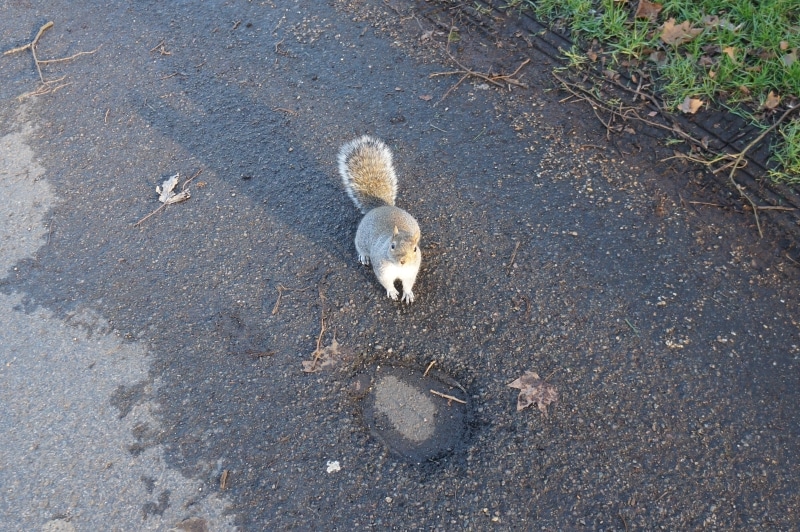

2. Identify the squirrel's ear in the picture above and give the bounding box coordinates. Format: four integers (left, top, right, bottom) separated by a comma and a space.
393, 225, 399, 236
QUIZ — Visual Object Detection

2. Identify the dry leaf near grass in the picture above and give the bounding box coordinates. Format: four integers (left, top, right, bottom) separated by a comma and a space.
507, 371, 558, 416
634, 0, 662, 23
302, 337, 351, 373
678, 96, 704, 114
762, 91, 781, 110
660, 18, 703, 46
722, 46, 738, 63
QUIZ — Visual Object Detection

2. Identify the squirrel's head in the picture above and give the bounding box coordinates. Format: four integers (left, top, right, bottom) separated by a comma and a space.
390, 225, 420, 265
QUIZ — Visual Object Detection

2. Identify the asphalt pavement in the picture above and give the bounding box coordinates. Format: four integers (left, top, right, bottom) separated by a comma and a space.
1, 1, 798, 530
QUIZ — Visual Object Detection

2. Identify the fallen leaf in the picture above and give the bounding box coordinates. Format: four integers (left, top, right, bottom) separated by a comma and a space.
634, 0, 662, 23
678, 96, 703, 114
719, 19, 742, 32
603, 69, 619, 81
783, 50, 797, 67
698, 55, 715, 67
780, 41, 789, 51
507, 371, 558, 416
302, 337, 351, 373
722, 46, 737, 62
649, 50, 668, 67
156, 173, 180, 203
701, 15, 719, 28
163, 190, 191, 205
419, 94, 432, 101
763, 90, 781, 110
660, 18, 703, 46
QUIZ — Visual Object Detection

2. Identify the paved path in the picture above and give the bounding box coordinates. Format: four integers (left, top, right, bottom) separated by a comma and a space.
1, 1, 798, 529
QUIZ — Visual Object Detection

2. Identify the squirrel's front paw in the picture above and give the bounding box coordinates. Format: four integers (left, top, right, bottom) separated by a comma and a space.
386, 287, 400, 300
401, 290, 415, 304
358, 254, 370, 265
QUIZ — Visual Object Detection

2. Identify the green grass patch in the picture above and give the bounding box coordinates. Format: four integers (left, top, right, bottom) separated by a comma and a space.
500, 0, 800, 183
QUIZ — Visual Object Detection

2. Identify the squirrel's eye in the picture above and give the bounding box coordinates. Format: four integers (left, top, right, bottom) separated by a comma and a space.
391, 243, 396, 250
413, 246, 417, 252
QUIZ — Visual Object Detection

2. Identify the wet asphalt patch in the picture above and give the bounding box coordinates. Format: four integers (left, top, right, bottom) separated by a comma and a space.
356, 364, 471, 463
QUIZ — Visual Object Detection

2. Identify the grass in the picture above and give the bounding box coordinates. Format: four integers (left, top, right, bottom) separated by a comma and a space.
497, 0, 800, 184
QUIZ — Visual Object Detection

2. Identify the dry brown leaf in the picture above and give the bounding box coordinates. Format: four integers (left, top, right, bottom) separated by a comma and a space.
698, 55, 715, 67
302, 337, 351, 373
678, 96, 703, 114
763, 91, 781, 110
722, 46, 737, 63
660, 18, 703, 46
634, 0, 662, 23
649, 50, 668, 67
701, 15, 719, 27
780, 41, 789, 51
507, 371, 558, 416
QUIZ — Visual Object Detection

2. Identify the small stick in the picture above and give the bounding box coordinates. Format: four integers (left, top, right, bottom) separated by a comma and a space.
149, 40, 170, 54
37, 46, 101, 64
430, 52, 529, 103
624, 318, 640, 338
429, 389, 466, 404
436, 72, 469, 105
687, 201, 724, 207
313, 283, 329, 357
133, 202, 167, 227
220, 470, 229, 490
272, 283, 310, 315
272, 107, 298, 116
181, 168, 203, 191
758, 205, 795, 211
544, 368, 560, 381
423, 360, 436, 377
727, 105, 799, 238
245, 350, 275, 358
3, 21, 53, 56
507, 241, 521, 272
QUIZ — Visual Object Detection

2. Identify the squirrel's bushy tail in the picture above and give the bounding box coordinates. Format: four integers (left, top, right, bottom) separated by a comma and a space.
338, 136, 397, 213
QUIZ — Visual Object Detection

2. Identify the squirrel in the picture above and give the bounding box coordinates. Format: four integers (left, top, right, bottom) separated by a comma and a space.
338, 135, 422, 304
